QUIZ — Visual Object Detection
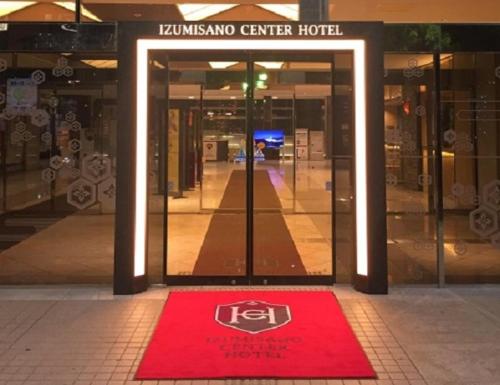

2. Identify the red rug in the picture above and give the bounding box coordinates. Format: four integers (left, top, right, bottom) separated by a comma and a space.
136, 291, 376, 379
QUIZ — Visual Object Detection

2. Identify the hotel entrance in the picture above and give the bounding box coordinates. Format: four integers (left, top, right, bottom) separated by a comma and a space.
150, 53, 346, 284
114, 22, 387, 293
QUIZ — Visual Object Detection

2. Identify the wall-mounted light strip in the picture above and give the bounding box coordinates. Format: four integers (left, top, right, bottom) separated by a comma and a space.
135, 39, 368, 278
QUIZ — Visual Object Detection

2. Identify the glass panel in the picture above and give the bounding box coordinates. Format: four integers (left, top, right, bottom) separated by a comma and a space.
384, 53, 438, 284
0, 52, 117, 283
165, 58, 247, 277
252, 60, 333, 277
441, 52, 500, 283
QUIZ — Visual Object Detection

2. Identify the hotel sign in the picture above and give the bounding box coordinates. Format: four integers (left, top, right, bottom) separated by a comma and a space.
158, 23, 343, 37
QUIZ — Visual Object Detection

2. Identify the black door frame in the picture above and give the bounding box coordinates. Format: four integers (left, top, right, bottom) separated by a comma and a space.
113, 21, 388, 294
159, 52, 339, 286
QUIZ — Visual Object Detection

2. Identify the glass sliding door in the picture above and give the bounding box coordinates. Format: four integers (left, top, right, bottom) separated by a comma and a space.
252, 59, 334, 280
158, 52, 340, 284
162, 57, 248, 280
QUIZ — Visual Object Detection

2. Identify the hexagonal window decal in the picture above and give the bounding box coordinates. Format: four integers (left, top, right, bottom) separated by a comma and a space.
469, 206, 499, 238
70, 121, 82, 131
418, 174, 432, 186
82, 153, 112, 184
52, 67, 64, 77
98, 177, 116, 203
14, 121, 26, 133
49, 155, 64, 170
48, 96, 59, 108
386, 173, 397, 186
41, 168, 56, 183
31, 70, 46, 85
65, 111, 76, 122
30, 109, 50, 127
63, 66, 74, 77
68, 139, 81, 153
408, 58, 418, 68
67, 178, 97, 210
403, 58, 424, 79
22, 131, 34, 142
482, 179, 500, 211
444, 129, 456, 144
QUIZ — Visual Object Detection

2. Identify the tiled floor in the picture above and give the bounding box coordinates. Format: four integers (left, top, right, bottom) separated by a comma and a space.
1, 285, 499, 385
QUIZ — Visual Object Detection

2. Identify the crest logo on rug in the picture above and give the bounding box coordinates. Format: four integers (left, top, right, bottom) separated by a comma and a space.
215, 300, 291, 334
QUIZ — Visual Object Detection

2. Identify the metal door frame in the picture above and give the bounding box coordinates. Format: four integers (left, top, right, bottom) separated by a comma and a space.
159, 52, 338, 286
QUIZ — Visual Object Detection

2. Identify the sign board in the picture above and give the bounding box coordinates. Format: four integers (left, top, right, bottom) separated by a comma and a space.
295, 128, 309, 160
6, 78, 37, 114
203, 141, 218, 161
159, 23, 344, 37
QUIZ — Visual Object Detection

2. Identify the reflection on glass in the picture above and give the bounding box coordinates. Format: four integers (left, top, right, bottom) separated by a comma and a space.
0, 52, 117, 284
252, 61, 334, 277
384, 53, 437, 284
164, 60, 247, 277
441, 53, 500, 283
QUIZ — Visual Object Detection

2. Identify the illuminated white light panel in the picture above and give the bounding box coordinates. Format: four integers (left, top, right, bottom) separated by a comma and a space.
255, 61, 284, 69
135, 39, 368, 277
209, 61, 238, 69
256, 4, 299, 21
177, 4, 237, 21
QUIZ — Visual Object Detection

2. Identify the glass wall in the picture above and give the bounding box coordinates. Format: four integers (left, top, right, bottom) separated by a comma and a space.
384, 53, 438, 284
0, 52, 117, 283
441, 52, 500, 283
